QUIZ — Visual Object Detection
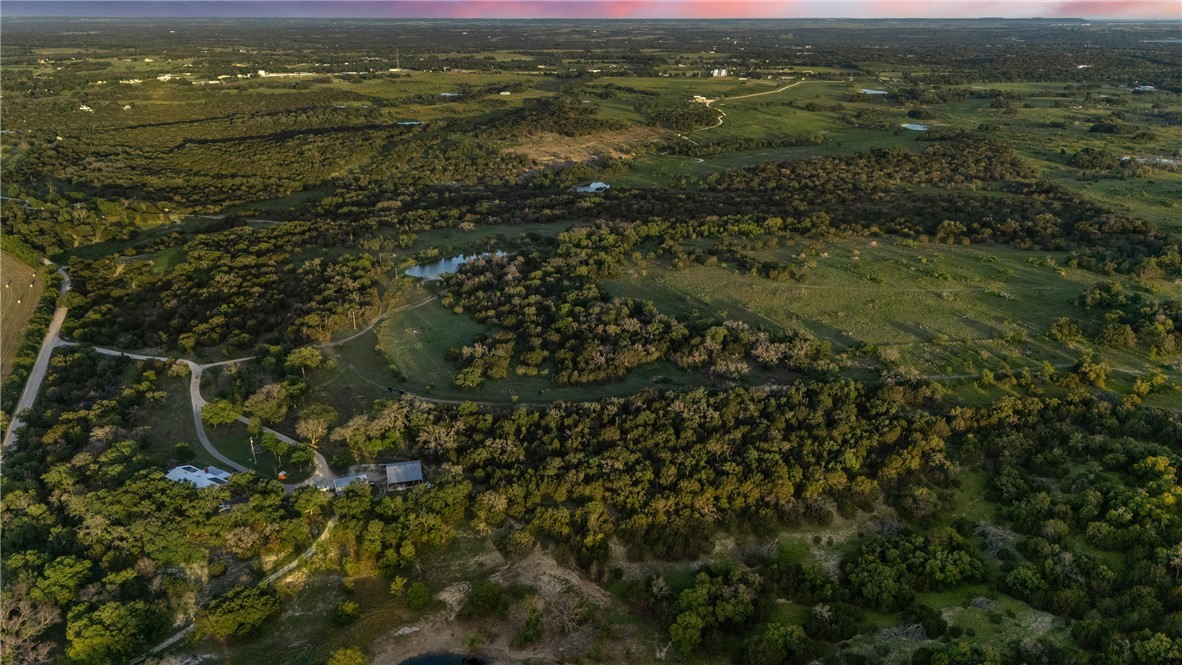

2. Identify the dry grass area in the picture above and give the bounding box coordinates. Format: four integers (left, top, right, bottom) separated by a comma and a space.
0, 251, 44, 381
372, 546, 648, 665
506, 126, 668, 165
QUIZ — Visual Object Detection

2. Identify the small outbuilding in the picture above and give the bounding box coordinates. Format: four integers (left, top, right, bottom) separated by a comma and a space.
385, 461, 424, 490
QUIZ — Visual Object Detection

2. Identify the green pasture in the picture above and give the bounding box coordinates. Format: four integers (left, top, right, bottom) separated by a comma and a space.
600, 237, 1163, 377
136, 374, 215, 465
368, 299, 709, 404
615, 128, 917, 187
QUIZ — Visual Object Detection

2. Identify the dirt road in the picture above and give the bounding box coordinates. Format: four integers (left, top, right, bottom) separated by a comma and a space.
2, 267, 69, 448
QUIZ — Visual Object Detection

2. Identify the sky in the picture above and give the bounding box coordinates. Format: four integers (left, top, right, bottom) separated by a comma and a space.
3, 0, 1179, 20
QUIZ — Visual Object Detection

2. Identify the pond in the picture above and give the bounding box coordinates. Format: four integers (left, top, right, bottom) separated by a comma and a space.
900, 123, 930, 131
404, 252, 505, 279
859, 88, 889, 95
398, 655, 487, 665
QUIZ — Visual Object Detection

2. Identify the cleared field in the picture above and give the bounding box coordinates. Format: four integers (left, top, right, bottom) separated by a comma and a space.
602, 238, 1177, 377
615, 128, 917, 187
0, 251, 45, 381
369, 299, 709, 403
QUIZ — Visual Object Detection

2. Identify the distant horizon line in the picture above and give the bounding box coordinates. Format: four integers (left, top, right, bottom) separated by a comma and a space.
3, 1, 1179, 21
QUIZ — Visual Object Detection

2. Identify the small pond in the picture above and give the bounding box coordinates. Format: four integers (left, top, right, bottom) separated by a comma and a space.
404, 251, 505, 279
398, 655, 487, 665
859, 88, 889, 95
900, 123, 930, 131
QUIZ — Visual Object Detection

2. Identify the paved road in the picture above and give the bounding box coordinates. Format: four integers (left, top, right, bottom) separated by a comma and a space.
2, 267, 69, 448
82, 344, 340, 486
83, 346, 258, 472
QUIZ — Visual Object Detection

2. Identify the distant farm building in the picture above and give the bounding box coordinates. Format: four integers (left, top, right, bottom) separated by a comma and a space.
711, 68, 728, 77
574, 182, 611, 193
166, 465, 232, 489
385, 461, 424, 490
333, 474, 371, 492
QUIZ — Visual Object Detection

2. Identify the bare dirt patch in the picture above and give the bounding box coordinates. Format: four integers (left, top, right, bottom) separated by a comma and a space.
505, 127, 668, 165
371, 547, 645, 665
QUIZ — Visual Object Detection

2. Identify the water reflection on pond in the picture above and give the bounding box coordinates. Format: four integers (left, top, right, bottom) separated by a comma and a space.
404, 251, 505, 279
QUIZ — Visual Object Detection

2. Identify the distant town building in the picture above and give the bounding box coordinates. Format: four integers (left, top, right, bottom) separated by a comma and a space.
166, 465, 232, 488
574, 182, 611, 193
385, 461, 424, 490
711, 68, 728, 77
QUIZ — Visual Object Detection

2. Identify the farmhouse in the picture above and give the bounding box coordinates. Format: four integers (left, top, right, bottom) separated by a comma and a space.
166, 465, 232, 488
385, 461, 424, 490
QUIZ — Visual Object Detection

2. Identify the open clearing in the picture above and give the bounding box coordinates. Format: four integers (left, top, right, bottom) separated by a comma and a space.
504, 126, 668, 164
369, 301, 709, 403
0, 251, 44, 381
603, 237, 1178, 377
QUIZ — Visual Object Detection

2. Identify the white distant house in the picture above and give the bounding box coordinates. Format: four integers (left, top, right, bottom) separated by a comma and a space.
166, 465, 232, 488
711, 68, 728, 77
78, 104, 93, 112
574, 182, 610, 193
332, 474, 370, 492
385, 461, 424, 490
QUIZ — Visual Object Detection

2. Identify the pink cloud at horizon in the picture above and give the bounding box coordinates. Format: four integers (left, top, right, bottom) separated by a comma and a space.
4, 0, 1178, 20
364, 0, 1181, 20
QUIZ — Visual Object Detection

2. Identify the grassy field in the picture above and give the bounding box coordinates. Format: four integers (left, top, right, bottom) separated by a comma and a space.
361, 300, 711, 404
0, 250, 45, 381
602, 237, 1180, 378
201, 418, 300, 480
135, 374, 218, 466
615, 128, 917, 187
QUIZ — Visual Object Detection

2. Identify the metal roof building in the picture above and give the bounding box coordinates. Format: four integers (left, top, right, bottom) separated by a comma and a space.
332, 474, 371, 492
385, 461, 424, 487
